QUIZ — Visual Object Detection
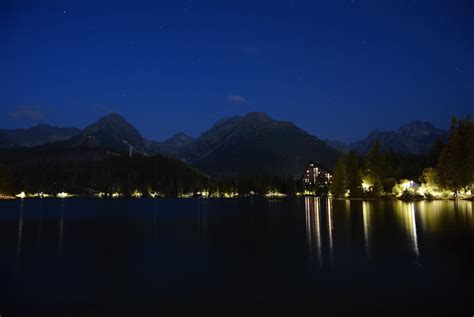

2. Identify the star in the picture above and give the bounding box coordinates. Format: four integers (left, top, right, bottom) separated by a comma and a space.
63, 10, 67, 14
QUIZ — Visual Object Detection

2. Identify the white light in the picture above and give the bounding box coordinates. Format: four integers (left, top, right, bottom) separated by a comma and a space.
15, 192, 26, 199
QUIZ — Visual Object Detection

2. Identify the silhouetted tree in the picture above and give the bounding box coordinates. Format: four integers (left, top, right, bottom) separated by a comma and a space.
346, 150, 362, 197
364, 140, 383, 195
331, 150, 347, 198
438, 117, 463, 193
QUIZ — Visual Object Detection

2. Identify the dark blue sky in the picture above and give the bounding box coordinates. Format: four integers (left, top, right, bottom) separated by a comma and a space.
2, 0, 473, 142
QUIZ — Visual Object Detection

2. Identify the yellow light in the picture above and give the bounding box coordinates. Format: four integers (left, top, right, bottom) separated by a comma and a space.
265, 191, 287, 198
362, 178, 373, 192
131, 190, 143, 198
16, 192, 26, 199
56, 192, 69, 198
112, 192, 121, 198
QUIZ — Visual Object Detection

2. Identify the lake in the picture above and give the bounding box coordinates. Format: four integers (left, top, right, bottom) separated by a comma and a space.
0, 198, 472, 316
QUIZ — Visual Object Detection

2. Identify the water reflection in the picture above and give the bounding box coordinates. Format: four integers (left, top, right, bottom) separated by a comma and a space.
16, 200, 24, 258
362, 201, 372, 259
382, 201, 420, 262
304, 197, 322, 267
153, 200, 157, 240
304, 197, 334, 269
198, 201, 209, 240
327, 199, 334, 269
37, 202, 43, 251
58, 200, 64, 256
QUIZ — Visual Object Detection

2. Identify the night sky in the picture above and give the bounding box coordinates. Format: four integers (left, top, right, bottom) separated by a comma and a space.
2, 0, 473, 142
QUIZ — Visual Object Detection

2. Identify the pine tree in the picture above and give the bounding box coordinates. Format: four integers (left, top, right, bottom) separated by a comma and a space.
331, 151, 347, 198
367, 139, 382, 176
365, 140, 383, 195
438, 117, 463, 193
429, 138, 445, 168
458, 115, 474, 189
0, 167, 9, 194
346, 150, 362, 197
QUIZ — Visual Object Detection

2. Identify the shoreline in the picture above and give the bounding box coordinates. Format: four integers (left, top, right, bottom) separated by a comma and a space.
1, 195, 472, 201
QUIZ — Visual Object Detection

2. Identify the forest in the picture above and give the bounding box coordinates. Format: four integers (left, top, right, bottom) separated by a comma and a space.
0, 116, 473, 199
330, 115, 474, 199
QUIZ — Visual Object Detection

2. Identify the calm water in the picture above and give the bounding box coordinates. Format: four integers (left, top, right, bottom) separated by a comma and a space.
0, 198, 473, 316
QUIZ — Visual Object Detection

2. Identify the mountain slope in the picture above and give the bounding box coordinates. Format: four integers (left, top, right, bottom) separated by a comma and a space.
153, 132, 195, 156
349, 120, 447, 155
0, 124, 80, 148
66, 113, 156, 154
178, 112, 338, 177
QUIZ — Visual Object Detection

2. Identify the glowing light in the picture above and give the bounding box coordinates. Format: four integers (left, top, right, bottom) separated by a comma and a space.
265, 191, 287, 198
362, 179, 372, 192
112, 192, 121, 198
95, 192, 106, 198
196, 191, 210, 198
131, 190, 143, 198
56, 192, 69, 198
16, 192, 26, 199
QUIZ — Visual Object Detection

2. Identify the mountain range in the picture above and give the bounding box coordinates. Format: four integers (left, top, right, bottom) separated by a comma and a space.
326, 121, 447, 155
0, 124, 80, 148
173, 112, 339, 177
0, 113, 448, 177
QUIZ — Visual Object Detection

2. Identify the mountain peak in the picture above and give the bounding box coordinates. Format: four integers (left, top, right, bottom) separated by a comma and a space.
349, 120, 447, 155
242, 112, 271, 121
77, 112, 148, 153
97, 112, 128, 124
85, 113, 137, 133
168, 132, 194, 144
398, 120, 439, 135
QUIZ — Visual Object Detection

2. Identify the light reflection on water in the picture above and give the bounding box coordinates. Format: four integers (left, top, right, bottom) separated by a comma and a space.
304, 198, 474, 270
2, 198, 473, 315
362, 201, 372, 259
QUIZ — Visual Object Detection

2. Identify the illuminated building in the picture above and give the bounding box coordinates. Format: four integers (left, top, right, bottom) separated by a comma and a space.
301, 162, 332, 189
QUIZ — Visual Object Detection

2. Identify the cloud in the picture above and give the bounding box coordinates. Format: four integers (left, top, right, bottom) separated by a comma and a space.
241, 47, 259, 55
227, 94, 248, 105
8, 106, 45, 122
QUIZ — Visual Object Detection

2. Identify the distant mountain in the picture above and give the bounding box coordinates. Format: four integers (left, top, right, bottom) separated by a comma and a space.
65, 113, 157, 155
349, 120, 447, 155
171, 112, 339, 177
0, 124, 80, 148
153, 132, 195, 156
324, 139, 348, 152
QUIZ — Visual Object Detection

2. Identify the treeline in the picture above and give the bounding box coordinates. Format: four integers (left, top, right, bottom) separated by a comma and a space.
2, 115, 472, 199
0, 147, 211, 196
214, 175, 298, 196
330, 115, 474, 198
0, 147, 298, 197
426, 116, 474, 195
